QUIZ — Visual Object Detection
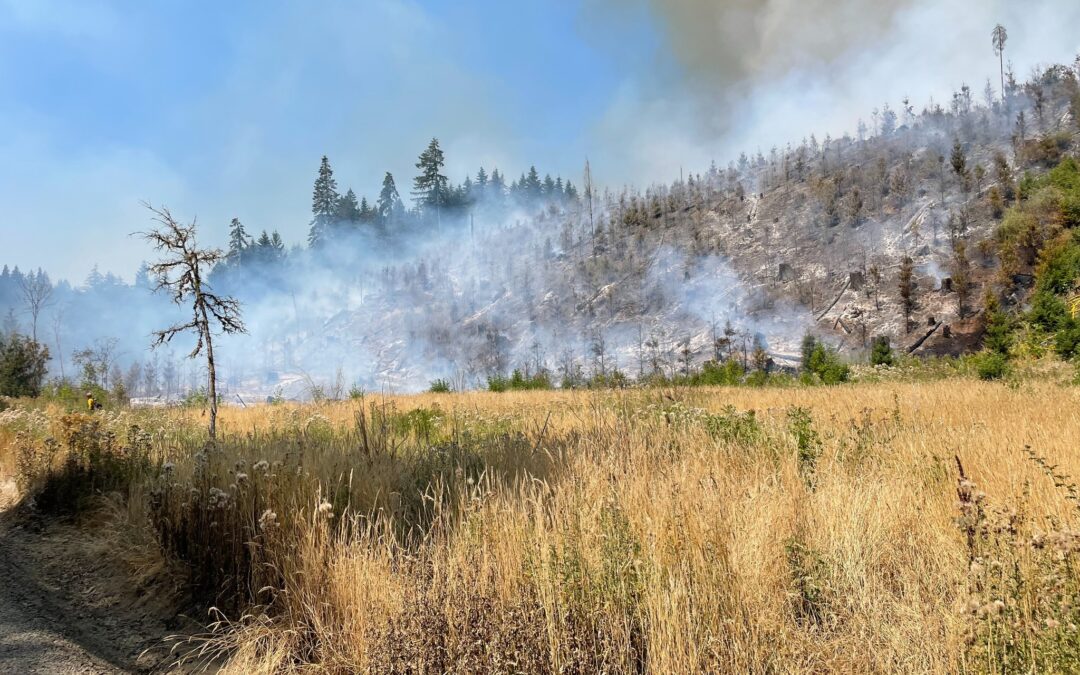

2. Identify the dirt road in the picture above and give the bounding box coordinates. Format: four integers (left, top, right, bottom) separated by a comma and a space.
0, 526, 127, 673
0, 493, 199, 673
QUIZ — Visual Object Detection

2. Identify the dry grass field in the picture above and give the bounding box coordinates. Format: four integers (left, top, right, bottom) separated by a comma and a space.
3, 378, 1080, 673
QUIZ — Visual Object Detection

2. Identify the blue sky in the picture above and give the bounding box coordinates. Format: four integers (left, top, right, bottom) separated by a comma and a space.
2, 0, 1078, 281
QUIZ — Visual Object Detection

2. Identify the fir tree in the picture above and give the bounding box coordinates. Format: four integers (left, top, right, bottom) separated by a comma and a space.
337, 188, 361, 224
412, 138, 449, 218
525, 166, 542, 200
308, 156, 340, 248
227, 217, 250, 266
359, 197, 375, 223
377, 171, 402, 225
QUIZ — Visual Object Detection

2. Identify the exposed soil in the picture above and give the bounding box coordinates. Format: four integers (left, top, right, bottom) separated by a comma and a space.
0, 482, 208, 673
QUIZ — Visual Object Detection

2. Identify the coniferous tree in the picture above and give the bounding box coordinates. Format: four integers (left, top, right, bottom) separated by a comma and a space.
337, 188, 361, 225
898, 256, 916, 331
525, 166, 542, 201
543, 174, 556, 198
377, 171, 402, 226
950, 138, 968, 187
270, 232, 286, 260
488, 169, 506, 208
227, 218, 250, 266
992, 24, 1008, 104
413, 138, 448, 221
359, 197, 376, 223
308, 156, 340, 248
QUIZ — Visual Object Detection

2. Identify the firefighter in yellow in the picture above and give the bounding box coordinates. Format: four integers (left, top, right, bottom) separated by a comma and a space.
86, 392, 95, 412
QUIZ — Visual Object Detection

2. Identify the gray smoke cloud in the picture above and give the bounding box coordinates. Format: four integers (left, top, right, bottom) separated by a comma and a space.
585, 0, 1080, 183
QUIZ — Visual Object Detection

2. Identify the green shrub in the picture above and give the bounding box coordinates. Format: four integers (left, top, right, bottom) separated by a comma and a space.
800, 335, 850, 384
788, 407, 821, 488
976, 351, 1009, 380
869, 336, 894, 366
1055, 320, 1080, 360
428, 379, 452, 393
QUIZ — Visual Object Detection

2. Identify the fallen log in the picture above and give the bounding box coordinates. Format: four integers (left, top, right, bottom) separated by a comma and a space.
907, 321, 942, 353
816, 278, 852, 321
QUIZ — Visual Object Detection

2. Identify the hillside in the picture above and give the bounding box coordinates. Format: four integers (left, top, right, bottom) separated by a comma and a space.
2, 62, 1079, 396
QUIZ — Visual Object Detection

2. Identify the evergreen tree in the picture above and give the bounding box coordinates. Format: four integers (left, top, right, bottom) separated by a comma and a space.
337, 188, 361, 224
543, 173, 556, 197
254, 230, 274, 264
412, 138, 449, 218
377, 171, 402, 224
488, 169, 506, 208
359, 197, 375, 223
308, 156, 340, 248
270, 232, 286, 260
525, 166, 542, 200
227, 217, 250, 266
950, 138, 967, 184
0, 333, 50, 397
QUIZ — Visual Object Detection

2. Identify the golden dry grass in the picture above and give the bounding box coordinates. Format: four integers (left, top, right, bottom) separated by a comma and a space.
4, 379, 1080, 672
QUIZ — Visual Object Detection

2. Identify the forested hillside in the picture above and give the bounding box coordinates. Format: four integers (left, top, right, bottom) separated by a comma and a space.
2, 58, 1079, 396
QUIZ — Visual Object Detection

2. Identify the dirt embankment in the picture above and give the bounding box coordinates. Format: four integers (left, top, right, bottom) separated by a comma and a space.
0, 482, 207, 673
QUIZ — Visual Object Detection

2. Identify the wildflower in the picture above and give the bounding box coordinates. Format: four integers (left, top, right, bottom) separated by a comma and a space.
258, 509, 278, 531
162, 462, 176, 473
317, 501, 334, 519
236, 472, 249, 484
253, 460, 269, 473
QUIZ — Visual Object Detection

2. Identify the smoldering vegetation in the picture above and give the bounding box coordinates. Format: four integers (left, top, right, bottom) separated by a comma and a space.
2, 53, 1079, 399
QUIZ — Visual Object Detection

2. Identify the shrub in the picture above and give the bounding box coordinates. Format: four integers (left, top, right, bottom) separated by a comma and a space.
1055, 320, 1080, 360
975, 351, 1009, 380
800, 334, 850, 384
788, 407, 821, 488
869, 336, 894, 366
428, 379, 452, 393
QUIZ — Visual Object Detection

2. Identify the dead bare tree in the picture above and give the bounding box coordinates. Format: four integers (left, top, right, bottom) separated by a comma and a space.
140, 204, 245, 439
19, 269, 53, 342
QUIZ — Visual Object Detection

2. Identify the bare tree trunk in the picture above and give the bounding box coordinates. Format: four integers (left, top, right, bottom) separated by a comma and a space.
52, 312, 65, 380
204, 315, 218, 439
999, 53, 1005, 105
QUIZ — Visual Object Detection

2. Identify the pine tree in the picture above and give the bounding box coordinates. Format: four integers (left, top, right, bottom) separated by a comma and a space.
359, 197, 375, 223
543, 173, 556, 197
525, 166, 542, 200
377, 172, 402, 225
308, 156, 340, 248
413, 138, 448, 220
898, 256, 916, 331
255, 230, 274, 263
227, 217, 250, 266
992, 24, 1008, 104
337, 188, 361, 224
270, 232, 286, 260
950, 138, 967, 182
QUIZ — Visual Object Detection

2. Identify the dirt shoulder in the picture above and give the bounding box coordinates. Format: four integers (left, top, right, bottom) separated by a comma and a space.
0, 485, 207, 673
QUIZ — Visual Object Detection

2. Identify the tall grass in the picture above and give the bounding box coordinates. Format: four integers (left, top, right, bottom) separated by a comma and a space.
3, 381, 1080, 672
